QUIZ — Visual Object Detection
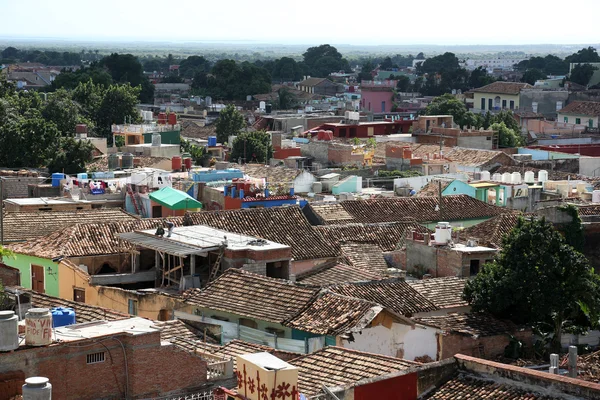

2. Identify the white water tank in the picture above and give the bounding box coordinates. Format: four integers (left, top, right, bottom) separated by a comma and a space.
0, 310, 19, 351
524, 171, 535, 184
593, 190, 600, 203
481, 171, 491, 181
130, 172, 147, 185
538, 170, 548, 182
502, 173, 512, 183
312, 182, 322, 194
473, 172, 482, 181
511, 172, 522, 184
492, 173, 502, 182
151, 132, 161, 146
434, 222, 452, 244
22, 377, 52, 400
25, 308, 52, 347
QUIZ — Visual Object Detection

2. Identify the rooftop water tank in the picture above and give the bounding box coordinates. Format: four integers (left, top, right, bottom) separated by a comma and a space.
208, 136, 217, 147
501, 173, 511, 183
51, 307, 76, 328
312, 182, 322, 194
524, 171, 535, 184
51, 173, 64, 187
538, 170, 548, 182
511, 172, 522, 184
77, 172, 88, 181
151, 132, 161, 147
25, 308, 52, 347
434, 222, 452, 244
167, 113, 177, 126
172, 156, 182, 171
481, 171, 491, 181
108, 154, 120, 170
492, 173, 502, 182
0, 310, 19, 351
121, 153, 134, 169
593, 190, 600, 203
22, 377, 52, 400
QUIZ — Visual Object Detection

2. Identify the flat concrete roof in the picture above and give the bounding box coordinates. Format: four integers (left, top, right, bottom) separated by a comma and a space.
452, 243, 497, 253
54, 317, 157, 342
4, 198, 90, 206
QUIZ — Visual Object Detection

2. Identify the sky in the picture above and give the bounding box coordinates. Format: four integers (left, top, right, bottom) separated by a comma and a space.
1, 0, 599, 46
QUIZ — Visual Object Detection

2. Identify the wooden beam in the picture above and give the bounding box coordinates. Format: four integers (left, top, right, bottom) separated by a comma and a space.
163, 264, 184, 276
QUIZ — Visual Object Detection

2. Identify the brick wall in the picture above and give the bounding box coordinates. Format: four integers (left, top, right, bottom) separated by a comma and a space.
0, 263, 20, 286
0, 330, 208, 400
1, 177, 43, 199
440, 330, 532, 360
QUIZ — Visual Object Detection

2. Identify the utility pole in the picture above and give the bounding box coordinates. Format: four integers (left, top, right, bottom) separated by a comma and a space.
438, 180, 444, 221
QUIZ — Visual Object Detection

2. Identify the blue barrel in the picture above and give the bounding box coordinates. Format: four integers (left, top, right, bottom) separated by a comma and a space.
77, 173, 88, 180
51, 173, 65, 187
208, 136, 217, 146
51, 307, 76, 328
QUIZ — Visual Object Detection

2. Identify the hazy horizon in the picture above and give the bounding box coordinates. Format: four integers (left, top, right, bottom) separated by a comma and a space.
1, 0, 599, 46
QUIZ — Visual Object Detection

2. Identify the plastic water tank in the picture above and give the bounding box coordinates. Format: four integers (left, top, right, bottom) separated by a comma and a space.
51, 173, 64, 187
51, 307, 76, 328
312, 182, 322, 194
501, 173, 511, 183
108, 154, 120, 170
172, 156, 182, 171
151, 132, 161, 146
208, 136, 217, 147
492, 173, 502, 182
184, 157, 192, 170
481, 171, 491, 181
593, 190, 600, 203
25, 308, 53, 346
22, 377, 52, 400
538, 170, 548, 182
0, 310, 19, 351
434, 222, 452, 244
77, 172, 88, 180
524, 171, 535, 183
167, 112, 177, 126
121, 153, 134, 169
511, 172, 522, 184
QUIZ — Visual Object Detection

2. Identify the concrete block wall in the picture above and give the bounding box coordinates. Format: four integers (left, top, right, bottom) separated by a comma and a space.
2, 177, 43, 199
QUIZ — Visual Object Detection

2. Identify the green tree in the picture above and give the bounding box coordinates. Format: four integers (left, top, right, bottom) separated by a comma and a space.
425, 94, 476, 129
303, 44, 350, 77
0, 245, 14, 261
491, 121, 523, 147
99, 53, 154, 103
47, 137, 94, 174
271, 57, 304, 81
396, 75, 410, 92
1, 46, 19, 59
215, 104, 245, 144
521, 68, 547, 85
358, 60, 375, 82
469, 67, 495, 88
276, 87, 297, 110
230, 130, 273, 164
491, 110, 520, 133
565, 47, 600, 64
41, 89, 88, 136
94, 83, 141, 141
569, 63, 599, 86
464, 217, 600, 349
380, 56, 395, 70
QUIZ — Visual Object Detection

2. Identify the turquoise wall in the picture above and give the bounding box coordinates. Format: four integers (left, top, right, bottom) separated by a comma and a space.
443, 180, 476, 198
3, 254, 59, 297
332, 176, 360, 194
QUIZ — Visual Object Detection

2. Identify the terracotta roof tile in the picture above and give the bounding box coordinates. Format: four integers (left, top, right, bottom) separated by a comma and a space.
415, 313, 524, 337
424, 373, 558, 399
11, 289, 129, 323
152, 319, 205, 341
169, 337, 222, 354
298, 77, 327, 87
471, 81, 533, 95
241, 164, 303, 186
295, 262, 383, 286
416, 180, 452, 198
558, 101, 600, 116
181, 121, 216, 140
329, 279, 438, 315
214, 339, 300, 369
407, 277, 469, 309
2, 209, 138, 243
340, 243, 389, 274
8, 218, 183, 258
310, 195, 507, 224
460, 213, 533, 248
315, 221, 429, 251
87, 155, 170, 170
290, 346, 420, 396
183, 206, 338, 261
284, 292, 386, 336
307, 203, 357, 224
182, 269, 318, 324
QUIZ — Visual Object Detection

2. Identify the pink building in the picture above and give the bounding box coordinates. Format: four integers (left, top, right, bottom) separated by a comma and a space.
360, 80, 397, 113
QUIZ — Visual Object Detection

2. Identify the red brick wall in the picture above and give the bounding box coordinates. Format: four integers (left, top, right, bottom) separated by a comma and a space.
0, 263, 20, 286
0, 331, 208, 400
440, 330, 532, 360
435, 248, 463, 277
354, 372, 418, 400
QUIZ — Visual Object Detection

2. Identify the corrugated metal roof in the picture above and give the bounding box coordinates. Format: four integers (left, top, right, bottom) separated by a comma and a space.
117, 232, 213, 257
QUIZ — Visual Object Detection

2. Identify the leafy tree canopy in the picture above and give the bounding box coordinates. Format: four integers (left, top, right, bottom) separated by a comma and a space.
565, 47, 600, 64
230, 130, 273, 164
303, 44, 350, 77
425, 94, 474, 129
215, 104, 245, 144
569, 63, 599, 86
491, 121, 523, 147
521, 68, 547, 85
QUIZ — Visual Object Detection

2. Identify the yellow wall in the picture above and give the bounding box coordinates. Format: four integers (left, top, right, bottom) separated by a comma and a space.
58, 261, 99, 305
236, 354, 298, 400
473, 92, 520, 111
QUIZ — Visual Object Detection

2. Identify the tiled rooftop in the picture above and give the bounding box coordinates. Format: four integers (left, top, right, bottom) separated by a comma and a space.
329, 279, 438, 316
415, 313, 524, 337
9, 218, 183, 258
290, 346, 420, 396
471, 81, 533, 95
183, 206, 338, 261
558, 101, 600, 116
388, 142, 515, 168
182, 269, 318, 324
460, 213, 532, 248
424, 373, 559, 399
12, 288, 129, 323
340, 243, 389, 274
241, 164, 303, 186
407, 277, 469, 309
309, 195, 507, 225
416, 180, 452, 198
315, 221, 429, 251
284, 292, 386, 336
86, 155, 170, 170
213, 339, 300, 368
2, 209, 138, 243
295, 261, 383, 286
152, 319, 204, 342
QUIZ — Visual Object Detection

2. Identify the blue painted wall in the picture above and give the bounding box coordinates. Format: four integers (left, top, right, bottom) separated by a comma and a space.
192, 169, 244, 182
242, 198, 297, 208
442, 180, 476, 198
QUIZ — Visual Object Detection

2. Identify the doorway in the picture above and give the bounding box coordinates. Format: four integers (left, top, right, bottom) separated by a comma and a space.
31, 265, 45, 293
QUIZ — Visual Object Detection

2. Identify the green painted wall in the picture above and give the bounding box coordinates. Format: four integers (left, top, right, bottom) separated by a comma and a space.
3, 254, 59, 297
143, 130, 180, 145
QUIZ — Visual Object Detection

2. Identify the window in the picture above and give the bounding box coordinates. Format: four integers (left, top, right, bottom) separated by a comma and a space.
239, 318, 258, 329
509, 100, 515, 110
576, 118, 581, 125
470, 260, 481, 276
481, 98, 486, 110
590, 119, 595, 128
128, 299, 138, 315
502, 100, 507, 109
86, 352, 105, 364
381, 101, 386, 113
488, 98, 493, 111
564, 116, 569, 123
73, 288, 85, 303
